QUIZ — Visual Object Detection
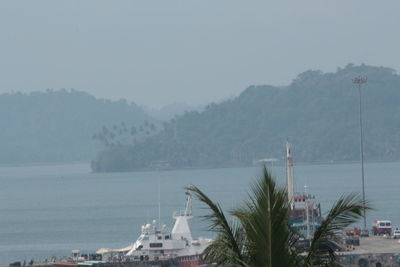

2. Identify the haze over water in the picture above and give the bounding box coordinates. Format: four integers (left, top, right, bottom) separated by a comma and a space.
0, 162, 398, 263
1, 1, 399, 107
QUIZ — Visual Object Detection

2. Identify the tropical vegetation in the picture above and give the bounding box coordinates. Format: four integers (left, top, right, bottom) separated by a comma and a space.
187, 167, 370, 267
0, 89, 154, 164
92, 64, 400, 172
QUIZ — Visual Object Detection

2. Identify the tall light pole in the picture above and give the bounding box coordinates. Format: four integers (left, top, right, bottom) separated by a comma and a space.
352, 76, 367, 230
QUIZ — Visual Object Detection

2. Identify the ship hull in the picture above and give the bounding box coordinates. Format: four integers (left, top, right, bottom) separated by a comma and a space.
52, 257, 205, 267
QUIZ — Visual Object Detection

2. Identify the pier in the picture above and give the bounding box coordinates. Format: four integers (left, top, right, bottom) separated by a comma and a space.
5, 236, 400, 267
337, 236, 400, 266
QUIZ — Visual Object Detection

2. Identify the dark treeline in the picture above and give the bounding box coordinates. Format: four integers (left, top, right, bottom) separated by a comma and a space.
0, 89, 153, 164
91, 64, 400, 172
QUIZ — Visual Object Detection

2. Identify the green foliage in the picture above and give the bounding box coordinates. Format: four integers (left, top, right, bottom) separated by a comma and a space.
188, 167, 369, 267
92, 64, 400, 172
0, 89, 152, 164
92, 120, 157, 147
305, 193, 370, 266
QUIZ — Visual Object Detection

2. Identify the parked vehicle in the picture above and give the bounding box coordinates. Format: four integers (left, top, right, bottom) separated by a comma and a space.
372, 220, 392, 235
360, 229, 369, 237
344, 227, 361, 236
392, 229, 400, 239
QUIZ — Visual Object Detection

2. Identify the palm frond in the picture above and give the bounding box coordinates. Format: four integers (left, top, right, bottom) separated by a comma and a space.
305, 193, 371, 265
188, 167, 369, 267
232, 167, 298, 267
186, 185, 247, 267
202, 220, 249, 267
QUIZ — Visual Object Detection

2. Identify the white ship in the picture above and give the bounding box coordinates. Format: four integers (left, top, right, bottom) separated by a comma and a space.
97, 191, 213, 266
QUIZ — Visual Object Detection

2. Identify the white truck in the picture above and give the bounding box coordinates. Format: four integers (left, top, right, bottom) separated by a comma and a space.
372, 220, 392, 236
392, 229, 400, 239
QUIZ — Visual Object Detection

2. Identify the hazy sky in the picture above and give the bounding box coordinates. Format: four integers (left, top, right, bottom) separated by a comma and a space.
1, 1, 399, 107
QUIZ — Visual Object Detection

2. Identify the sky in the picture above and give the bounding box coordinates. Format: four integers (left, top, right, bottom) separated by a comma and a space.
0, 1, 399, 108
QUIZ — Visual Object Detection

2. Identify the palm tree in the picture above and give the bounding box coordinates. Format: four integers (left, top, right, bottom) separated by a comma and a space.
187, 167, 369, 267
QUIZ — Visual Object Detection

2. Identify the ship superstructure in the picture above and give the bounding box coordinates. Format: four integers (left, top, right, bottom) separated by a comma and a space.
124, 192, 212, 262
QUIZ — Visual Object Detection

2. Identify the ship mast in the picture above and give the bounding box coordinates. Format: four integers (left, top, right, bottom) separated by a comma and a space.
171, 191, 193, 241
184, 191, 192, 216
286, 140, 294, 207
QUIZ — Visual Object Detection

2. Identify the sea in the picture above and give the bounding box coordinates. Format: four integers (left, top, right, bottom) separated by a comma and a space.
0, 161, 399, 263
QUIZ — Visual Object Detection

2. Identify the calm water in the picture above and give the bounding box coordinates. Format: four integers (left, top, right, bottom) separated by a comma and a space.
0, 162, 399, 263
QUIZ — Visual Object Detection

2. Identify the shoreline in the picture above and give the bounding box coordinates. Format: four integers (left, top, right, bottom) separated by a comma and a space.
91, 158, 400, 173
0, 158, 399, 173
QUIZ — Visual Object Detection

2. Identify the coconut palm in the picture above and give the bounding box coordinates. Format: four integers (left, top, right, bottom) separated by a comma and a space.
187, 167, 369, 267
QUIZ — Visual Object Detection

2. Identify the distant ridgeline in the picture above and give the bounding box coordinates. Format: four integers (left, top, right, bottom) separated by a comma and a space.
0, 89, 153, 164
91, 64, 400, 172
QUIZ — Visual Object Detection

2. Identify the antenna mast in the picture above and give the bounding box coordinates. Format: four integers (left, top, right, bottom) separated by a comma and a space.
184, 191, 192, 216
158, 179, 161, 229
286, 140, 294, 207
304, 184, 310, 240
353, 76, 367, 230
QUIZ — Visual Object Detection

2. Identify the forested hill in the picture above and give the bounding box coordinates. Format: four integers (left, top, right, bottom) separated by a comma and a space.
0, 89, 153, 164
91, 64, 400, 172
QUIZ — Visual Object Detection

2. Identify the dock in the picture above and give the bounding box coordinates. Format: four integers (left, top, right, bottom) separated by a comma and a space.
350, 236, 400, 254
337, 236, 400, 266
5, 236, 400, 267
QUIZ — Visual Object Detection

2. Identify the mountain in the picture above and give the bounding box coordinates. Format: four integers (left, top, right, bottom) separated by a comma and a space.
91, 64, 400, 172
0, 89, 153, 164
142, 102, 203, 121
